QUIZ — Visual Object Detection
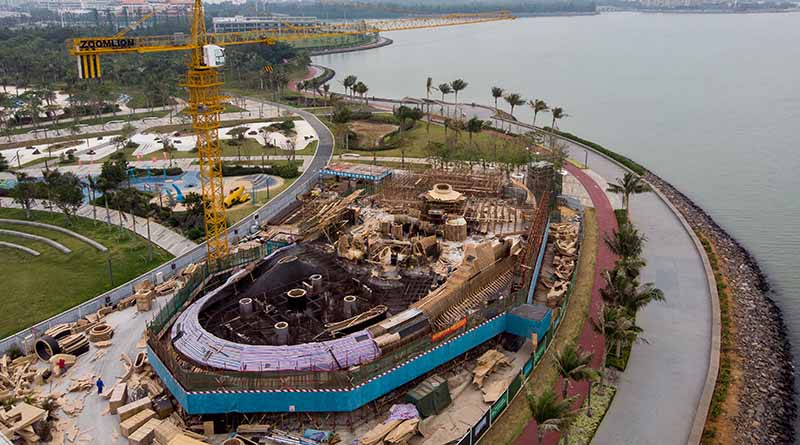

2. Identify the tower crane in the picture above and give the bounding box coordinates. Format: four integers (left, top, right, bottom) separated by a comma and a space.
67, 1, 514, 262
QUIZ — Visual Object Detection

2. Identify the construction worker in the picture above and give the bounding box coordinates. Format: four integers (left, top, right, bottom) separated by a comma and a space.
57, 358, 66, 374
96, 377, 105, 395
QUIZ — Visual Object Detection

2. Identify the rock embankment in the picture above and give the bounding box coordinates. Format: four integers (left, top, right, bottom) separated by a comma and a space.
645, 172, 796, 444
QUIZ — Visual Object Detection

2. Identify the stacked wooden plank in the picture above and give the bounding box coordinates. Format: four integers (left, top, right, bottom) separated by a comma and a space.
128, 418, 163, 445
121, 409, 156, 437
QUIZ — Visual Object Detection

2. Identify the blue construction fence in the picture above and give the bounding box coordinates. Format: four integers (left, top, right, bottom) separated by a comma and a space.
149, 308, 553, 414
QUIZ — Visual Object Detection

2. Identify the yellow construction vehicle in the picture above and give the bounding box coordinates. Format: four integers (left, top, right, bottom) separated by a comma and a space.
67, 1, 513, 262
224, 186, 251, 208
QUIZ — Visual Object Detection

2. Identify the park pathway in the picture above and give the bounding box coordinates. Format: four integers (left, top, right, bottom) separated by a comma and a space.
0, 198, 196, 256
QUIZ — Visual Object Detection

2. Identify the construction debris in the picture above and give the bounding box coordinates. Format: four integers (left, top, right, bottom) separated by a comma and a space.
0, 402, 47, 444
472, 349, 511, 388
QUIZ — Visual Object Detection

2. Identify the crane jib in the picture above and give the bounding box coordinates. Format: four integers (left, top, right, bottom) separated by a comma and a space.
77, 38, 136, 51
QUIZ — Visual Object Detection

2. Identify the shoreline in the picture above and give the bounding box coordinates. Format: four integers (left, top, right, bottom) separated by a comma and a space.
309, 36, 393, 57
645, 171, 796, 444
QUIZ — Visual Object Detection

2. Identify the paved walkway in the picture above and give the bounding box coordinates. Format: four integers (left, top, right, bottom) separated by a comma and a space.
577, 145, 713, 445
515, 162, 617, 445
0, 198, 196, 256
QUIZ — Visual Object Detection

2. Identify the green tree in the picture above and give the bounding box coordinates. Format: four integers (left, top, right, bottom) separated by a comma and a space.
43, 169, 84, 223
554, 342, 596, 398
504, 93, 525, 118
529, 99, 549, 127
596, 303, 643, 359
604, 223, 646, 266
353, 81, 369, 109
99, 158, 129, 192
606, 172, 652, 215
601, 267, 665, 315
437, 83, 452, 116
465, 116, 483, 143
526, 388, 575, 445
491, 86, 504, 112
11, 172, 37, 219
551, 106, 567, 130
425, 76, 434, 137
343, 75, 357, 98
449, 78, 468, 115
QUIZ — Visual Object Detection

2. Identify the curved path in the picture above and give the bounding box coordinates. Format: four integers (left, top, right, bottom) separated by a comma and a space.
0, 241, 40, 256
0, 218, 107, 252
0, 228, 71, 254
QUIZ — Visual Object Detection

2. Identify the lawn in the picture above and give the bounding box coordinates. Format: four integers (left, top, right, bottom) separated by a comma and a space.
0, 208, 173, 338
480, 208, 598, 445
337, 120, 516, 159
225, 177, 298, 225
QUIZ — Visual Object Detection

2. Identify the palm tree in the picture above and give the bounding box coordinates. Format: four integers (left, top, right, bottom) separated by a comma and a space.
554, 342, 595, 398
607, 172, 652, 215
529, 99, 549, 127
504, 93, 525, 118
426, 77, 433, 137
491, 86, 504, 112
551, 106, 567, 130
343, 75, 357, 99
353, 81, 368, 109
437, 83, 452, 116
322, 83, 330, 103
596, 303, 643, 359
526, 388, 575, 445
449, 79, 468, 116
604, 223, 645, 261
601, 269, 665, 315
466, 116, 483, 144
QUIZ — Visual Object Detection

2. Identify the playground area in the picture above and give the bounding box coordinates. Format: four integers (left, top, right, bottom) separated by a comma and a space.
128, 169, 281, 212
131, 119, 318, 157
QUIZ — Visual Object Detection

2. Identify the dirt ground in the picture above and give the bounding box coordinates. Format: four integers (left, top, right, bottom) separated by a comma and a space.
349, 120, 398, 148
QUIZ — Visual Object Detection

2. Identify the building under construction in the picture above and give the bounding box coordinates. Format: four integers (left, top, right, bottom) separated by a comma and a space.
146, 164, 559, 426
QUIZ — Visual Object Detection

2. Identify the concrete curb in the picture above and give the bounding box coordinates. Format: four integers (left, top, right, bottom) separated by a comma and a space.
0, 241, 40, 256
0, 228, 71, 254
0, 218, 108, 252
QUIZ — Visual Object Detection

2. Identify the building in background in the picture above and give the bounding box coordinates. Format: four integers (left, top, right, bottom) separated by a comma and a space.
212, 14, 320, 33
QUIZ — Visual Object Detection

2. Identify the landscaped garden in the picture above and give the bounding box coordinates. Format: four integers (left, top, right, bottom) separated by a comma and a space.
0, 207, 172, 338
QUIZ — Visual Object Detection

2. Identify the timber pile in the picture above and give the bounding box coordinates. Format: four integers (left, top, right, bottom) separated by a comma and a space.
359, 417, 420, 445
544, 222, 580, 307
299, 190, 364, 240
472, 349, 511, 388
0, 355, 39, 402
0, 402, 47, 444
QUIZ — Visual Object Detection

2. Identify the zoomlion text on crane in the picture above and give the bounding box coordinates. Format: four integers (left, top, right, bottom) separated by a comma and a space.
78, 39, 136, 50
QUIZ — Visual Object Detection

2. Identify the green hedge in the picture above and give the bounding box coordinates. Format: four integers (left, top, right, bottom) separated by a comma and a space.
549, 129, 647, 175
222, 162, 300, 179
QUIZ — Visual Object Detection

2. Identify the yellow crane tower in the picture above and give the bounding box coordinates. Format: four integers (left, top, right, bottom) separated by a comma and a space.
67, 2, 513, 262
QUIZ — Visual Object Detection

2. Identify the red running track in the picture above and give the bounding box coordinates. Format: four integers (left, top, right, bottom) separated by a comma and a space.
514, 164, 618, 445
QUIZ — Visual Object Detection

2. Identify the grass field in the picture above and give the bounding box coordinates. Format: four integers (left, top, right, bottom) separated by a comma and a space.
0, 208, 173, 338
337, 120, 516, 159
481, 208, 598, 445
